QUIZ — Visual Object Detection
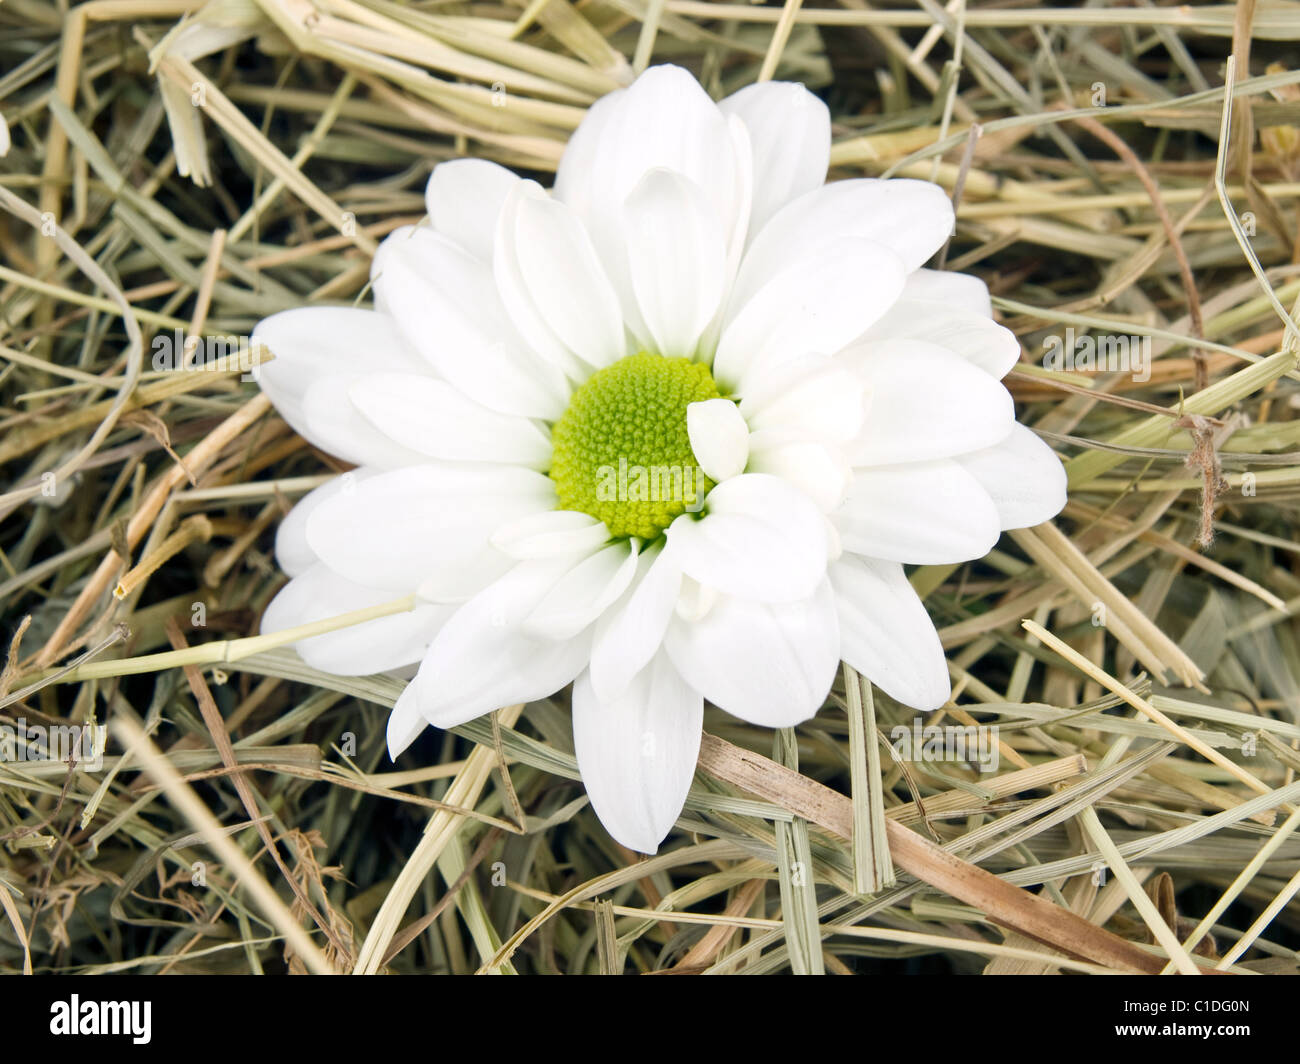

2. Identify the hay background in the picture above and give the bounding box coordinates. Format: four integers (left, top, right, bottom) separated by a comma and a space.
2, 0, 1300, 974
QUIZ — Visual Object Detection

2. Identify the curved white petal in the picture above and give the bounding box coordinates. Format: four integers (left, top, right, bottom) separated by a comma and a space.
687, 398, 749, 482
349, 372, 552, 469
674, 574, 717, 623
299, 376, 427, 469
523, 540, 640, 639
714, 238, 905, 391
746, 432, 851, 512
553, 65, 742, 257
835, 459, 1002, 564
824, 513, 843, 563
721, 114, 755, 271
274, 469, 379, 577
735, 180, 954, 303
415, 555, 597, 728
859, 301, 1020, 378
492, 186, 599, 381
550, 90, 652, 349
501, 186, 627, 373
552, 86, 626, 214
261, 564, 449, 676
664, 578, 838, 727
956, 423, 1067, 530
719, 81, 830, 239
623, 168, 728, 358
830, 554, 951, 710
252, 306, 428, 467
553, 65, 746, 346
740, 360, 867, 444
373, 225, 569, 419
572, 654, 702, 855
386, 682, 426, 759
306, 464, 556, 596
426, 158, 521, 263
846, 340, 1016, 465
589, 542, 683, 702
666, 473, 827, 602
491, 509, 611, 560
901, 268, 993, 316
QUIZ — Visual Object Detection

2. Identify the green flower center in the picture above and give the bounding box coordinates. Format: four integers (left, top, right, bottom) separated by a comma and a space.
549, 352, 722, 540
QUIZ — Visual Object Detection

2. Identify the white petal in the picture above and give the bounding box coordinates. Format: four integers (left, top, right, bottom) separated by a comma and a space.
956, 423, 1067, 530
589, 542, 683, 702
502, 186, 627, 373
349, 372, 552, 469
252, 306, 428, 467
552, 86, 626, 216
426, 158, 521, 263
901, 268, 993, 316
373, 225, 569, 419
719, 81, 830, 239
554, 65, 742, 261
572, 654, 702, 855
274, 470, 379, 577
664, 578, 838, 727
299, 376, 427, 469
721, 114, 755, 271
623, 168, 728, 358
666, 473, 827, 602
736, 180, 954, 303
415, 556, 597, 728
550, 90, 653, 350
491, 509, 611, 560
491, 187, 598, 381
687, 398, 749, 482
746, 432, 851, 512
835, 459, 1002, 564
824, 514, 843, 562
386, 682, 426, 758
830, 554, 951, 710
306, 464, 556, 596
674, 575, 717, 623
261, 564, 448, 676
714, 238, 905, 391
846, 340, 1015, 465
859, 301, 1020, 378
554, 67, 746, 347
524, 541, 640, 639
739, 359, 867, 444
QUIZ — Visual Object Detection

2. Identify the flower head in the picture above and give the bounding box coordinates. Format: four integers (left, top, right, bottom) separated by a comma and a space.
254, 65, 1066, 854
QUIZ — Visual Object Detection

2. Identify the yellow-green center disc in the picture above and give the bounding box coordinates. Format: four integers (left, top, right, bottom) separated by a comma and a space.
549, 352, 722, 539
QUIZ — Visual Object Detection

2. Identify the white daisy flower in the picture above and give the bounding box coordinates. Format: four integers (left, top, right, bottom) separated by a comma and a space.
253, 65, 1067, 854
